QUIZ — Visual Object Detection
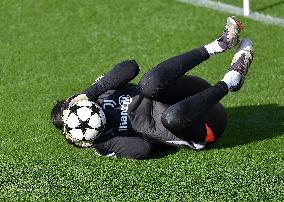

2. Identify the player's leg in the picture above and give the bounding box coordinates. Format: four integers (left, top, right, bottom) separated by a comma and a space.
162, 81, 229, 134
139, 16, 243, 99
151, 75, 227, 144
139, 46, 209, 100
153, 75, 212, 104
162, 38, 254, 138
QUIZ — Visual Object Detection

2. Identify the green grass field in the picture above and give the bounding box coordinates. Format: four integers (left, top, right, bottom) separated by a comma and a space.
1, 0, 284, 201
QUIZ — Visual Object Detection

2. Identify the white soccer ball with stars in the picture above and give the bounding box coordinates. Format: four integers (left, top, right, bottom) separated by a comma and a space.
62, 100, 106, 147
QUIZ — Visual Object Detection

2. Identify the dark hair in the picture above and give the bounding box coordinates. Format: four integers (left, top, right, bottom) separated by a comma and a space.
51, 100, 68, 130
51, 93, 82, 130
51, 99, 87, 148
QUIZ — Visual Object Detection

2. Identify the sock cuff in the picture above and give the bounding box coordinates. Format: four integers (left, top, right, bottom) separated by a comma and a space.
216, 81, 229, 94
198, 46, 210, 60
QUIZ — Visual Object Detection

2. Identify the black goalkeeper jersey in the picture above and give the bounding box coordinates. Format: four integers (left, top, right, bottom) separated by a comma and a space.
95, 84, 181, 143
82, 60, 206, 157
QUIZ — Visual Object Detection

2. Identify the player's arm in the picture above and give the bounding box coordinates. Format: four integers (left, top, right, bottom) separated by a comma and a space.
66, 60, 139, 105
92, 132, 152, 160
84, 60, 139, 100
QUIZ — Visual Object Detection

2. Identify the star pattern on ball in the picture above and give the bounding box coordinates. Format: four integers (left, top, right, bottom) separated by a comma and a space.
76, 118, 93, 134
63, 100, 106, 147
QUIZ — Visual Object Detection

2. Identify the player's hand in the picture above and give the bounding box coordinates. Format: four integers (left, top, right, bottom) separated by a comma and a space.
68, 93, 89, 107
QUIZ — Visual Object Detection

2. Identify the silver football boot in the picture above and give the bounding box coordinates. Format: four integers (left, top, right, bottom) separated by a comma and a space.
228, 38, 254, 92
218, 16, 244, 50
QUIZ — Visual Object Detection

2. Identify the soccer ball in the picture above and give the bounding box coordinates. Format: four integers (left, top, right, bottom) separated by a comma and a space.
62, 100, 106, 147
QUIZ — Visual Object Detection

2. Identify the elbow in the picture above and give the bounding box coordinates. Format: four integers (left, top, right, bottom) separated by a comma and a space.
118, 59, 140, 78
139, 71, 162, 99
132, 142, 152, 160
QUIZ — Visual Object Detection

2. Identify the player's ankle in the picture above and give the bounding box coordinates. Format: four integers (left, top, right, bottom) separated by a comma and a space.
204, 40, 225, 56
221, 70, 242, 91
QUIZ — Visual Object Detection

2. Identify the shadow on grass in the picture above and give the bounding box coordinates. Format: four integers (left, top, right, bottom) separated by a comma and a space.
215, 104, 284, 149
150, 104, 284, 158
254, 0, 284, 12
149, 144, 179, 159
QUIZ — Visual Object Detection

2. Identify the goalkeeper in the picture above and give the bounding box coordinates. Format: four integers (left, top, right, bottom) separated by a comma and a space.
51, 16, 253, 159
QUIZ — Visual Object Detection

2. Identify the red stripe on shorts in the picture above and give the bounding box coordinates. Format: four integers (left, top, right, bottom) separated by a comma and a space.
205, 124, 215, 144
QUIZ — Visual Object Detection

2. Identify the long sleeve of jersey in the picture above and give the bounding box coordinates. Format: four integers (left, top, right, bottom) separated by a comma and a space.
84, 60, 140, 100
92, 132, 152, 160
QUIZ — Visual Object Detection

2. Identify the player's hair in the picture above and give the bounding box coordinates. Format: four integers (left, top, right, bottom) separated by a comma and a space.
51, 94, 80, 130
51, 100, 67, 130
51, 100, 86, 148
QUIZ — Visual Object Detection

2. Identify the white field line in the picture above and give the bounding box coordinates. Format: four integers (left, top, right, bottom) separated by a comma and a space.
177, 0, 284, 28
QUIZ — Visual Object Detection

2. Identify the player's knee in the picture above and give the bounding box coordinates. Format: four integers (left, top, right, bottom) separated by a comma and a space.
161, 107, 187, 133
139, 71, 162, 99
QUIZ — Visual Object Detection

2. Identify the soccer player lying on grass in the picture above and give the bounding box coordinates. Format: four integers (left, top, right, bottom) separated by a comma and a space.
51, 16, 254, 159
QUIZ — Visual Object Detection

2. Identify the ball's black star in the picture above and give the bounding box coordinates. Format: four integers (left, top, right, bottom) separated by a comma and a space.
69, 104, 81, 115
76, 119, 92, 133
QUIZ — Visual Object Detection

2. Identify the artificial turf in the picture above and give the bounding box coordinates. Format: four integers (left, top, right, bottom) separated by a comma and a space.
0, 0, 283, 201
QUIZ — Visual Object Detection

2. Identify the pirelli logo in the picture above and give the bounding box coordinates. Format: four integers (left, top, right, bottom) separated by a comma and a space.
118, 95, 132, 131
102, 95, 132, 132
